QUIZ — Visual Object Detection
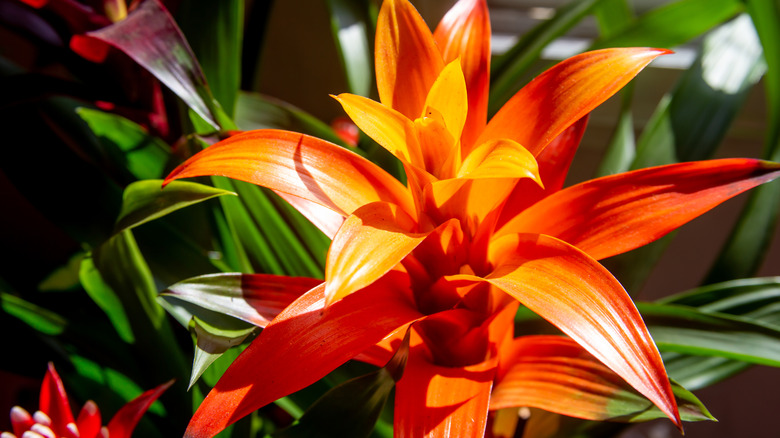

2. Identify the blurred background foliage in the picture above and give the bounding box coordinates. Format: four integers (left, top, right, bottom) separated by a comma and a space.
0, 0, 778, 437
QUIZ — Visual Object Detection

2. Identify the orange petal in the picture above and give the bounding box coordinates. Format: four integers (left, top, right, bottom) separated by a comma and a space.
184, 275, 423, 438
423, 60, 469, 144
499, 158, 780, 260
425, 178, 516, 236
481, 233, 681, 429
334, 93, 424, 166
325, 202, 457, 304
274, 191, 344, 239
458, 138, 542, 184
394, 345, 497, 437
492, 336, 664, 421
375, 0, 445, 118
433, 0, 490, 150
479, 48, 669, 156
164, 129, 414, 218
494, 116, 589, 231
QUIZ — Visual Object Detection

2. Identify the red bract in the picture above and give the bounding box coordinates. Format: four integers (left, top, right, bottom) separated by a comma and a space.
164, 0, 780, 436
2, 363, 171, 438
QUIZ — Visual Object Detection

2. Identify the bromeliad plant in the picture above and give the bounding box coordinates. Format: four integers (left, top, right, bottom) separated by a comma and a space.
162, 0, 780, 436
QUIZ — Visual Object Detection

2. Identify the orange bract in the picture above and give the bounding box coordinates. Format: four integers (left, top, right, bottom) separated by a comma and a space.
164, 0, 780, 437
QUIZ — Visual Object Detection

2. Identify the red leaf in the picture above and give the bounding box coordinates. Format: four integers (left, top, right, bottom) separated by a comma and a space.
106, 380, 173, 438
40, 363, 75, 437
185, 274, 423, 438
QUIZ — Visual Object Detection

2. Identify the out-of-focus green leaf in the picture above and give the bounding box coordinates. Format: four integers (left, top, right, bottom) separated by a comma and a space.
607, 14, 766, 291
85, 0, 224, 129
633, 14, 765, 168
234, 91, 349, 147
639, 302, 780, 366
210, 176, 255, 273
662, 353, 749, 391
707, 0, 780, 283
38, 253, 85, 292
176, 0, 243, 116
593, 1, 637, 178
0, 292, 67, 335
75, 108, 171, 180
591, 0, 742, 50
326, 0, 373, 97
489, 0, 605, 113
594, 90, 636, 177
114, 179, 235, 235
189, 314, 255, 390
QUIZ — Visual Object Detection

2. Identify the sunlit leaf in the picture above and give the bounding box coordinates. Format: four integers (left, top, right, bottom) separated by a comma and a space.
591, 0, 742, 50
75, 108, 171, 180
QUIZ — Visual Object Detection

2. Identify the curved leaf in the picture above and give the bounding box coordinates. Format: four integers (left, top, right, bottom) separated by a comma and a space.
184, 275, 423, 438
162, 273, 319, 327
114, 180, 235, 235
491, 336, 713, 423
106, 379, 173, 438
478, 233, 681, 428
165, 130, 414, 219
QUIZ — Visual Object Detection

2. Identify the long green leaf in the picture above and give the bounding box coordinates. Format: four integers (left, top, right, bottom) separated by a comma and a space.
114, 179, 235, 235
76, 108, 171, 180
0, 292, 67, 336
639, 302, 780, 367
176, 0, 243, 116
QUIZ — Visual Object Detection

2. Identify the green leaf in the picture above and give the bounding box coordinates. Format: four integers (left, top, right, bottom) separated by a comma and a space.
706, 0, 780, 283
188, 314, 255, 390
38, 253, 85, 292
87, 231, 188, 381
489, 0, 605, 113
75, 108, 171, 180
234, 91, 350, 147
594, 89, 636, 177
114, 179, 236, 234
326, 0, 374, 97
638, 302, 780, 367
633, 14, 765, 169
176, 0, 243, 116
662, 353, 749, 391
591, 0, 743, 50
79, 253, 135, 343
0, 292, 68, 336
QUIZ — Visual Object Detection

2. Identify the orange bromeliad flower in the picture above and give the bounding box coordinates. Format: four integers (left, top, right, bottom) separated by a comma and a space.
164, 0, 780, 436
